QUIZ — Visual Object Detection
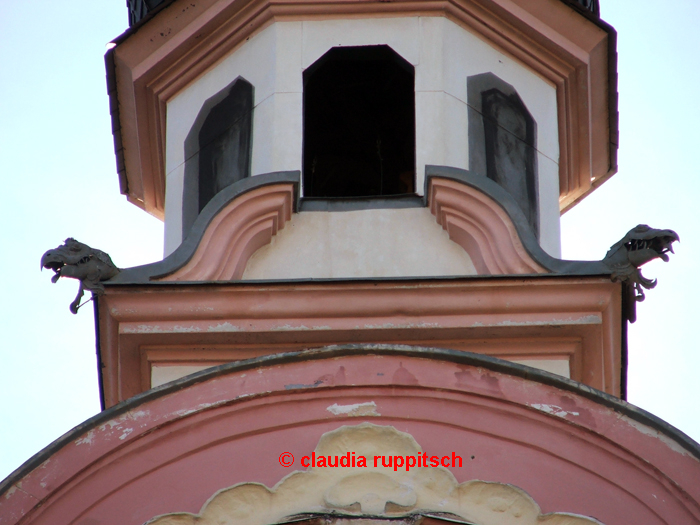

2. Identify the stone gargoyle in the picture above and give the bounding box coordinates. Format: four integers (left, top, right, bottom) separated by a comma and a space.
602, 224, 679, 322
41, 238, 120, 314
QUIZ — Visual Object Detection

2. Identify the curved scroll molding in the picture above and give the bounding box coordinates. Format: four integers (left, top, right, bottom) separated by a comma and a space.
145, 423, 603, 525
112, 171, 299, 282
160, 187, 292, 281
426, 166, 610, 276
428, 177, 545, 275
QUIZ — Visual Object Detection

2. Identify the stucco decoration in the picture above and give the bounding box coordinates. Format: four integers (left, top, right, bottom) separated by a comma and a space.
158, 182, 294, 281
40, 238, 120, 314
602, 224, 679, 322
428, 176, 546, 275
145, 424, 603, 525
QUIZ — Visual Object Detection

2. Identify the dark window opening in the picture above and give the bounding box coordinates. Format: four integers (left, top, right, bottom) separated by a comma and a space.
198, 78, 254, 213
303, 45, 415, 198
481, 88, 538, 237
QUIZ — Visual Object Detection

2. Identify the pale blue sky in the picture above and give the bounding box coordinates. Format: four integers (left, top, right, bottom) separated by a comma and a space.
0, 1, 698, 481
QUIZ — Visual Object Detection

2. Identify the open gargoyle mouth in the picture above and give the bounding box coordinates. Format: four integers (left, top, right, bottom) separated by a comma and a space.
625, 232, 679, 262
41, 254, 95, 283
41, 258, 64, 283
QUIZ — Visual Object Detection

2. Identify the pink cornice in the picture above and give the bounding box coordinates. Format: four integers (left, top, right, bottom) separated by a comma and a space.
158, 183, 294, 281
97, 277, 622, 405
428, 177, 547, 275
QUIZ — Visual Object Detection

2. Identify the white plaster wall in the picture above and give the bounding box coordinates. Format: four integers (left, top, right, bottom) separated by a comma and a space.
164, 22, 303, 254
507, 358, 570, 378
242, 208, 477, 279
152, 365, 210, 388
164, 16, 561, 257
538, 151, 562, 257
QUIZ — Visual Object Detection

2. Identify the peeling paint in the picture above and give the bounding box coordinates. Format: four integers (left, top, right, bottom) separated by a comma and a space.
362, 322, 440, 329
191, 306, 214, 312
4, 486, 17, 499
100, 420, 122, 431
119, 428, 134, 440
171, 401, 230, 418
622, 416, 697, 459
122, 324, 202, 334
495, 315, 601, 327
207, 322, 244, 332
327, 402, 380, 417
130, 410, 149, 420
75, 430, 96, 446
530, 403, 579, 418
271, 324, 318, 331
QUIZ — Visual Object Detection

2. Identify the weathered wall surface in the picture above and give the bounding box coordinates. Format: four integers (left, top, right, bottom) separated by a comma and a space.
2, 348, 698, 525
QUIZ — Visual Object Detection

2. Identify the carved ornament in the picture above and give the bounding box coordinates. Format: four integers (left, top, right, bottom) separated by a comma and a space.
602, 224, 679, 322
146, 424, 603, 525
41, 238, 120, 314
428, 177, 546, 275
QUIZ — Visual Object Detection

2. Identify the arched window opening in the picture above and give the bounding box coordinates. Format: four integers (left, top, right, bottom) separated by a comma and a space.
303, 45, 415, 198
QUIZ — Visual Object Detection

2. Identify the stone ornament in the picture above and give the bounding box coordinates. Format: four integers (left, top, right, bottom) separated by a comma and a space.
41, 238, 120, 314
145, 423, 603, 525
602, 225, 679, 322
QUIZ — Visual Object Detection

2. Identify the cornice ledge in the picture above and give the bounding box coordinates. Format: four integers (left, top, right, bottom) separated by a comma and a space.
112, 171, 300, 283
425, 165, 610, 276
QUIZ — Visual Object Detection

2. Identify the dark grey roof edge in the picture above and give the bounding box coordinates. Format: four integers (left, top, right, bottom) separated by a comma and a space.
425, 165, 611, 275
104, 272, 611, 289
2, 344, 698, 498
111, 171, 300, 283
300, 194, 423, 212
111, 166, 608, 284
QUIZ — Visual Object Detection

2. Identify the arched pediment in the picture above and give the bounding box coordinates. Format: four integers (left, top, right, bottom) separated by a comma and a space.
2, 346, 699, 525
145, 423, 604, 525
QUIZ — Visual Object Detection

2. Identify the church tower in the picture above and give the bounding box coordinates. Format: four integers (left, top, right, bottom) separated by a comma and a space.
99, 0, 624, 398
3, 1, 698, 524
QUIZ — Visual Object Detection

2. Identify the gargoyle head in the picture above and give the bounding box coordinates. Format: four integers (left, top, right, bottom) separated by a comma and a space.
41, 238, 119, 313
603, 224, 679, 322
42, 238, 97, 283
613, 224, 679, 267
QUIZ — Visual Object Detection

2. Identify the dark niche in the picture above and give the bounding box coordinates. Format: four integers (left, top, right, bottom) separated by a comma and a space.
303, 45, 416, 198
182, 77, 254, 238
197, 79, 254, 213
468, 73, 539, 239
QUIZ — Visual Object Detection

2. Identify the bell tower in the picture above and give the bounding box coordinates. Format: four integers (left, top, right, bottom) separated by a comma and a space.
7, 2, 697, 525
111, 0, 618, 265
97, 0, 626, 397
